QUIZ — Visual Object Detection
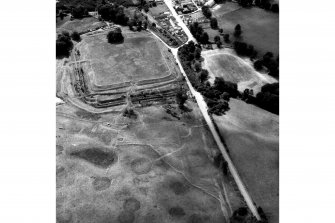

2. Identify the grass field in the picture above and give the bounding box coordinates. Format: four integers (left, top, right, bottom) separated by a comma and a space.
56, 101, 245, 223
149, 4, 170, 17
213, 98, 279, 223
57, 17, 106, 34
78, 32, 171, 86
202, 49, 277, 93
211, 4, 279, 56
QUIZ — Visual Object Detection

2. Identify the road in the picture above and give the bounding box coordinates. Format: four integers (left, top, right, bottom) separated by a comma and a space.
160, 1, 261, 220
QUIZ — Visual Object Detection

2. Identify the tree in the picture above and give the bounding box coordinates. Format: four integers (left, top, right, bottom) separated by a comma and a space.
201, 6, 212, 18
176, 87, 188, 108
199, 69, 209, 82
144, 4, 149, 12
107, 28, 124, 44
194, 61, 201, 72
72, 6, 86, 18
219, 28, 223, 33
254, 60, 263, 71
210, 17, 218, 29
271, 4, 279, 13
224, 34, 230, 43
128, 19, 135, 30
71, 31, 81, 42
214, 35, 221, 48
194, 48, 202, 59
234, 24, 242, 37
56, 31, 73, 58
200, 32, 209, 44
214, 35, 221, 43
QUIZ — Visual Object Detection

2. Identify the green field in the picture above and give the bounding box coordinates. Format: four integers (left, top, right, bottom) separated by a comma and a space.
213, 98, 279, 223
78, 32, 171, 86
211, 5, 279, 56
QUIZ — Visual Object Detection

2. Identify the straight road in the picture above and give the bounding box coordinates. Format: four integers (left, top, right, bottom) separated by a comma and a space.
161, 1, 261, 220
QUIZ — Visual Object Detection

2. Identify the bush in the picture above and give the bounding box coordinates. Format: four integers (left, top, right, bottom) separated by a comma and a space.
56, 31, 73, 58
71, 31, 81, 41
72, 6, 87, 18
210, 17, 218, 29
254, 60, 263, 71
202, 6, 212, 18
107, 28, 124, 44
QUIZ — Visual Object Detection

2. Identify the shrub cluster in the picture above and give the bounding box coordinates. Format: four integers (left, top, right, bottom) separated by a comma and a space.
56, 31, 73, 58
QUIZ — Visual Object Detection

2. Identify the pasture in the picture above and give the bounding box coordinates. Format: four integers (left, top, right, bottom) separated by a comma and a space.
202, 49, 277, 93
213, 98, 279, 223
210, 5, 279, 56
78, 32, 171, 86
56, 101, 245, 223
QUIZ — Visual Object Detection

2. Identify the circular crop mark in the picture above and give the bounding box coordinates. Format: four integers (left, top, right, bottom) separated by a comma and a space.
130, 158, 152, 175
169, 181, 190, 195
168, 206, 186, 217
123, 198, 141, 212
92, 177, 111, 191
118, 210, 135, 223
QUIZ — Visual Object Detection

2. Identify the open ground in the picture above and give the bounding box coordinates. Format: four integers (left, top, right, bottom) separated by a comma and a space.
202, 48, 277, 93
56, 101, 245, 223
78, 32, 171, 86
213, 98, 279, 223
57, 17, 107, 34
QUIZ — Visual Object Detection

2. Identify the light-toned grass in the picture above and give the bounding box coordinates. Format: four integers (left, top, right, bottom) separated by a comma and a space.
78, 33, 170, 86
57, 17, 106, 34
213, 98, 279, 223
202, 49, 277, 93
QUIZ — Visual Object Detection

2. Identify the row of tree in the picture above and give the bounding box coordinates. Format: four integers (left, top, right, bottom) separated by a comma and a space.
254, 52, 279, 78
189, 22, 209, 44
178, 41, 240, 115
236, 0, 279, 13
242, 82, 279, 115
98, 4, 129, 25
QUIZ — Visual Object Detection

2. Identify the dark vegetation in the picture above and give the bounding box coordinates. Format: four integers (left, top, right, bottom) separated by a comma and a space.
70, 148, 117, 168
201, 6, 212, 19
107, 28, 124, 44
253, 52, 279, 78
71, 31, 81, 42
233, 41, 257, 59
254, 0, 279, 13
98, 3, 129, 25
189, 22, 210, 44
178, 41, 236, 115
234, 24, 242, 38
176, 87, 188, 109
230, 207, 263, 223
123, 107, 138, 119
178, 41, 279, 115
56, 31, 73, 58
242, 82, 279, 115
